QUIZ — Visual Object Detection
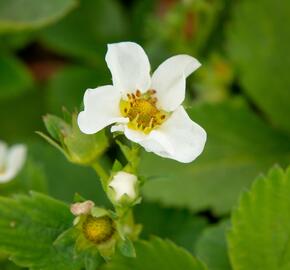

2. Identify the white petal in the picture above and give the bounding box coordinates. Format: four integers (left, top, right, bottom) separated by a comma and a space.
0, 144, 27, 183
78, 85, 128, 134
151, 55, 201, 111
0, 141, 8, 167
111, 124, 125, 133
123, 126, 148, 143
109, 171, 137, 201
112, 124, 171, 157
139, 106, 206, 163
105, 42, 151, 94
111, 123, 148, 143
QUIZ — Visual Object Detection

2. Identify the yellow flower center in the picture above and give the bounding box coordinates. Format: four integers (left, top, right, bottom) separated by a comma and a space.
82, 215, 115, 244
120, 90, 168, 134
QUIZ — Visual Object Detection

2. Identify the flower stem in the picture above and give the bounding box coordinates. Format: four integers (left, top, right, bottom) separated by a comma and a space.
92, 161, 109, 190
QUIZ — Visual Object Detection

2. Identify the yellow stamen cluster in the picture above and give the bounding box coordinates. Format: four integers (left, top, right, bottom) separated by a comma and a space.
82, 215, 115, 244
120, 89, 168, 134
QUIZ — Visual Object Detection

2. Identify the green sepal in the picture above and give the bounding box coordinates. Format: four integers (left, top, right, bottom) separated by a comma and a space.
75, 230, 117, 261
73, 193, 87, 203
40, 111, 110, 166
84, 248, 103, 270
116, 140, 140, 171
112, 159, 123, 172
107, 178, 141, 209
64, 113, 109, 164
117, 237, 136, 258
73, 210, 119, 261
36, 131, 69, 158
91, 207, 110, 218
55, 226, 104, 269
53, 227, 79, 249
43, 114, 71, 142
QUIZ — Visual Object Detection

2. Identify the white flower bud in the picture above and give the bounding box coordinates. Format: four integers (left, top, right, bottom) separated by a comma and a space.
70, 200, 95, 216
109, 171, 138, 203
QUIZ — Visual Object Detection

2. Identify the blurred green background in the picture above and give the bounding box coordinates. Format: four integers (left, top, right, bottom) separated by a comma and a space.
0, 0, 289, 267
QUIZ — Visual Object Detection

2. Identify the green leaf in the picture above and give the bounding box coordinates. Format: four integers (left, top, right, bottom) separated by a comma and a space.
227, 0, 290, 133
0, 192, 84, 269
228, 166, 290, 270
0, 0, 77, 32
28, 142, 110, 206
0, 54, 33, 100
0, 260, 23, 270
195, 221, 231, 270
101, 237, 207, 270
0, 89, 45, 141
0, 158, 48, 196
45, 65, 109, 114
39, 0, 127, 64
140, 100, 290, 214
135, 203, 208, 252
0, 31, 33, 51
54, 226, 104, 269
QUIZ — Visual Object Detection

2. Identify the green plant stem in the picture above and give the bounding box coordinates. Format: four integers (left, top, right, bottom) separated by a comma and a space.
92, 161, 109, 190
92, 143, 141, 240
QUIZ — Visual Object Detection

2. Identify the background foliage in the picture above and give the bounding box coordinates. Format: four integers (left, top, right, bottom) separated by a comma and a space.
0, 0, 289, 269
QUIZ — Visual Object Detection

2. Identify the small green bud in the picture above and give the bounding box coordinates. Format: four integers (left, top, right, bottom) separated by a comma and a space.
40, 112, 109, 165
73, 206, 118, 259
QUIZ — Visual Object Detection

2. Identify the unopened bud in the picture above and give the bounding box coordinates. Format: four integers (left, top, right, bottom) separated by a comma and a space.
108, 171, 138, 204
70, 200, 95, 216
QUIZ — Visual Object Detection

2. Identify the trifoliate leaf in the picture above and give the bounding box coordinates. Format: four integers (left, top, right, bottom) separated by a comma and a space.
195, 221, 231, 270
0, 54, 33, 100
141, 100, 290, 214
0, 0, 77, 32
101, 237, 207, 270
228, 166, 290, 270
0, 192, 83, 270
227, 0, 290, 134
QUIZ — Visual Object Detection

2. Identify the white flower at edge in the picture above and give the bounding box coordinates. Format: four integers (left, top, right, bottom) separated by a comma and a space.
109, 171, 137, 202
0, 141, 27, 183
78, 42, 207, 163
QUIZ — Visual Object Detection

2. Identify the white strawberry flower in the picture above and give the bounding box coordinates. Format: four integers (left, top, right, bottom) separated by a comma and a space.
109, 171, 137, 202
0, 141, 27, 183
78, 42, 206, 163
